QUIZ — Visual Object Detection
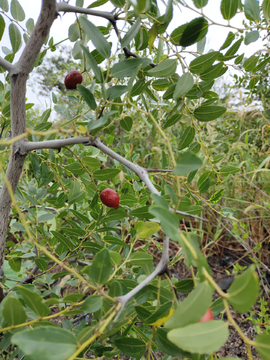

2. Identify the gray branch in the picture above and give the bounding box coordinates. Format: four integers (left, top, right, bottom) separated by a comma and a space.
22, 136, 204, 220
92, 139, 205, 220
21, 136, 90, 152
0, 0, 57, 297
114, 236, 169, 323
0, 56, 14, 72
56, 2, 116, 23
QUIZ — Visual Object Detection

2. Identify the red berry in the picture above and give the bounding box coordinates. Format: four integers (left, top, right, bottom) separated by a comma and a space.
64, 70, 83, 90
199, 308, 214, 322
100, 188, 119, 209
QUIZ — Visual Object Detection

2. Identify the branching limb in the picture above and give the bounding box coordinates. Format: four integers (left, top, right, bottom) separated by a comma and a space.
56, 2, 117, 24
21, 136, 90, 152
114, 236, 170, 322
92, 138, 205, 220
0, 57, 14, 72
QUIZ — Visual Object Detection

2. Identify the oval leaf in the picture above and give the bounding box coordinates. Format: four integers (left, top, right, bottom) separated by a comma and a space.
167, 320, 229, 354
194, 105, 226, 122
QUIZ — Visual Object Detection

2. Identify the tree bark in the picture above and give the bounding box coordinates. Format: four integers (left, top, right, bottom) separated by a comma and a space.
0, 0, 57, 300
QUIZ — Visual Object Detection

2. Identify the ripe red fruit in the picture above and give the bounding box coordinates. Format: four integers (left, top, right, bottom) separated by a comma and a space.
100, 188, 119, 209
199, 308, 214, 322
64, 70, 83, 90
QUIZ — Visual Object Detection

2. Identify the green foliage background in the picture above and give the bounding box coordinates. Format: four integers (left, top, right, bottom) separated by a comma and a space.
0, 0, 270, 359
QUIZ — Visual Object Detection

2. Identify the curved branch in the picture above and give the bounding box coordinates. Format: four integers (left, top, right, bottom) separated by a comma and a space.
56, 2, 116, 24
0, 56, 14, 72
114, 236, 169, 323
92, 138, 205, 220
22, 136, 204, 220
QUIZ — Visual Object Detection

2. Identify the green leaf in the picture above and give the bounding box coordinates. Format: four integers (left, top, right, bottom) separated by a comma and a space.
173, 151, 203, 176
11, 0, 25, 21
163, 113, 182, 128
38, 213, 56, 223
0, 15, 5, 41
0, 0, 9, 11
193, 0, 208, 8
34, 258, 48, 272
147, 59, 177, 77
152, 78, 170, 91
170, 24, 187, 46
179, 17, 208, 47
81, 45, 102, 82
224, 38, 243, 56
8, 257, 21, 272
82, 295, 103, 313
87, 111, 117, 133
210, 297, 225, 316
3, 296, 27, 325
17, 286, 50, 317
129, 252, 153, 265
89, 248, 111, 285
197, 171, 212, 193
263, 0, 270, 20
107, 85, 127, 99
200, 62, 227, 81
244, 0, 260, 23
135, 27, 148, 50
145, 301, 172, 324
77, 85, 97, 110
110, 0, 124, 7
167, 321, 229, 354
189, 51, 220, 75
135, 221, 160, 239
149, 206, 180, 241
255, 333, 270, 360
194, 105, 226, 122
174, 279, 194, 293
68, 23, 79, 42
219, 165, 240, 175
243, 55, 258, 72
120, 116, 133, 131
114, 337, 146, 359
111, 58, 151, 78
11, 327, 77, 360
210, 189, 224, 203
9, 23, 21, 53
82, 156, 101, 169
154, 328, 190, 357
93, 168, 120, 180
227, 264, 259, 312
80, 17, 111, 58
165, 281, 212, 329
129, 206, 154, 219
244, 30, 259, 45
220, 0, 238, 20
51, 231, 75, 250
62, 293, 84, 303
220, 31, 235, 50
88, 0, 108, 8
65, 162, 85, 176
173, 73, 194, 98
121, 17, 141, 48
178, 127, 195, 150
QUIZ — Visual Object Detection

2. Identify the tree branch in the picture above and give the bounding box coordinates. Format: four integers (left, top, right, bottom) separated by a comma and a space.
21, 136, 90, 152
0, 56, 14, 72
0, 0, 57, 300
114, 236, 169, 323
56, 2, 116, 24
92, 138, 205, 220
